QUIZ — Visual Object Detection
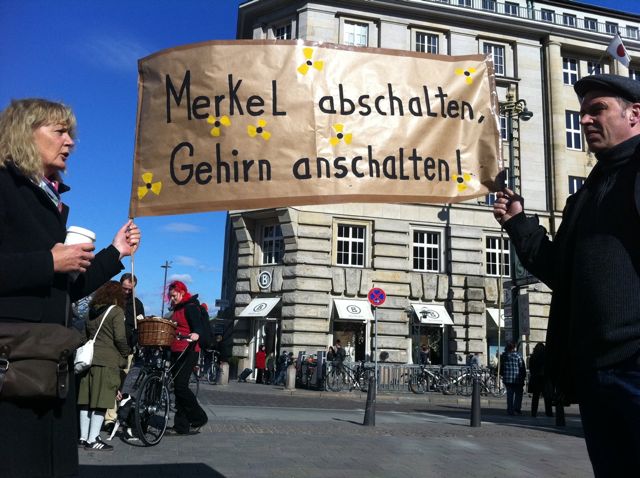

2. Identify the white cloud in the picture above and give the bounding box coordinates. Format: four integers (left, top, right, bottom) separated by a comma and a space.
169, 273, 193, 283
175, 256, 199, 267
78, 33, 150, 72
162, 222, 203, 233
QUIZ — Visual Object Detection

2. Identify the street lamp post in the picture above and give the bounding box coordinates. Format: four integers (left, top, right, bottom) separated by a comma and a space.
499, 92, 533, 346
160, 260, 172, 318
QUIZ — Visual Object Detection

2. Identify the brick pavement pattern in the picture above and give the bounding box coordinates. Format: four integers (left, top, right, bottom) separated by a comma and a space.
79, 382, 592, 478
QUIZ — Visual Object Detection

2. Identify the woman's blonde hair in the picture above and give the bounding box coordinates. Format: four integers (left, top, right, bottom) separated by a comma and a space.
0, 98, 76, 181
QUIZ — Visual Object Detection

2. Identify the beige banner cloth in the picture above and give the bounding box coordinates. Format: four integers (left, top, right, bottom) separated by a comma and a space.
129, 40, 502, 217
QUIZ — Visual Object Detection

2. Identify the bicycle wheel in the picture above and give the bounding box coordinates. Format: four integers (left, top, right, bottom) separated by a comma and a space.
488, 375, 506, 397
408, 372, 427, 394
326, 369, 344, 392
134, 373, 170, 446
207, 363, 219, 384
189, 371, 199, 397
458, 374, 473, 397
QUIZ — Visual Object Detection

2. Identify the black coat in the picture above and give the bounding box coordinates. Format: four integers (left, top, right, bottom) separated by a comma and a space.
504, 136, 640, 404
0, 164, 124, 477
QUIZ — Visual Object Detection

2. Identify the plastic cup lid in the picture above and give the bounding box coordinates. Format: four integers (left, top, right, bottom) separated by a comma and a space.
66, 226, 96, 241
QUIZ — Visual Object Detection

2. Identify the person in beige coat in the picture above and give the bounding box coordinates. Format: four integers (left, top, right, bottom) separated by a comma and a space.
77, 281, 130, 450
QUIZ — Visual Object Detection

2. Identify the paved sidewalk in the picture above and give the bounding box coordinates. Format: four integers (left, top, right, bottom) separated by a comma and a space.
79, 382, 591, 478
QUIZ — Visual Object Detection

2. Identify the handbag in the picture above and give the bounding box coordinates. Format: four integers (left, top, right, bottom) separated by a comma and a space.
0, 323, 84, 400
74, 305, 114, 374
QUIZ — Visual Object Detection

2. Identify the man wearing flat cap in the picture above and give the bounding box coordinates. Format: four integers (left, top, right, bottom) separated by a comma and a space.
493, 74, 640, 475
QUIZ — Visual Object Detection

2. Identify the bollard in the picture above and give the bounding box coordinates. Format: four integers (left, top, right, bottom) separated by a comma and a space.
285, 364, 296, 390
470, 375, 481, 427
555, 402, 566, 427
219, 362, 229, 385
363, 371, 376, 426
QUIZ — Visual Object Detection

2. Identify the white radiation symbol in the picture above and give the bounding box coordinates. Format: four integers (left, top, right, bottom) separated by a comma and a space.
253, 303, 268, 312
346, 305, 361, 314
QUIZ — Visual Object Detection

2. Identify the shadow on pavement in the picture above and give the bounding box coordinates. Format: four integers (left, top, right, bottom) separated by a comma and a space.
80, 463, 225, 478
409, 405, 585, 439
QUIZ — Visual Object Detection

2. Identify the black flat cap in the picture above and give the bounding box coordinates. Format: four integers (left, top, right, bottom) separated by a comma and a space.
574, 74, 640, 103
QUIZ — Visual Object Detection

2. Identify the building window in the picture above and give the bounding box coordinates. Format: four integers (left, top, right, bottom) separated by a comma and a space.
274, 23, 292, 39
482, 0, 496, 12
587, 61, 602, 75
486, 236, 510, 277
457, 0, 472, 6
262, 224, 284, 264
585, 17, 597, 32
336, 224, 366, 267
563, 57, 578, 85
563, 14, 576, 27
628, 26, 639, 40
606, 22, 618, 34
343, 21, 368, 47
568, 176, 586, 195
415, 32, 439, 54
412, 230, 441, 272
566, 111, 582, 150
541, 9, 555, 23
483, 43, 505, 76
500, 115, 508, 141
630, 69, 640, 81
504, 2, 519, 16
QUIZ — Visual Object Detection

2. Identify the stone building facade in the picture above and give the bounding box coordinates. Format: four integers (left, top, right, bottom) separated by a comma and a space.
220, 0, 640, 371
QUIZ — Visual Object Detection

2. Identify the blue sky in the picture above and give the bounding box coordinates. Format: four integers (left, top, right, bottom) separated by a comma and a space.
1, 0, 242, 316
1, 0, 638, 316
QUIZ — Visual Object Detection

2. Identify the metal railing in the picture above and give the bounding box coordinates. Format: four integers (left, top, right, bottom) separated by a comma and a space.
416, 0, 639, 41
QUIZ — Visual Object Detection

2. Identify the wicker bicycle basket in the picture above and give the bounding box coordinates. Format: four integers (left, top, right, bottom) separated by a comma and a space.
137, 317, 177, 347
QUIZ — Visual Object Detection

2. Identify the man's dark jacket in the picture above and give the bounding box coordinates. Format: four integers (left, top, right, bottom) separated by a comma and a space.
503, 135, 640, 403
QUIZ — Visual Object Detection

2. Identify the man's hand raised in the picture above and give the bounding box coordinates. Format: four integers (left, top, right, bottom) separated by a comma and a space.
493, 188, 524, 226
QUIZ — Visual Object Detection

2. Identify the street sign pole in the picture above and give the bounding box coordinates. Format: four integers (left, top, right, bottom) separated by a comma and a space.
374, 305, 378, 392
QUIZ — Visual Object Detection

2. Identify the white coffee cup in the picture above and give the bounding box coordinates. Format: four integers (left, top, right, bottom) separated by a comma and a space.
65, 226, 96, 245
65, 226, 96, 279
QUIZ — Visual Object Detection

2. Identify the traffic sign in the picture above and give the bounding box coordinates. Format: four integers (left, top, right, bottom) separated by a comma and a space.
368, 287, 386, 306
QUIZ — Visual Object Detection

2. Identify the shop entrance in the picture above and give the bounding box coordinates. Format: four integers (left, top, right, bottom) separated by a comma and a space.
248, 318, 280, 379
411, 324, 447, 365
332, 320, 369, 362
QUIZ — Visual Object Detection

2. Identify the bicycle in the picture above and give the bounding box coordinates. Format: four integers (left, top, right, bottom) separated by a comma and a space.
445, 367, 506, 397
405, 365, 451, 394
194, 348, 220, 385
325, 361, 371, 392
131, 335, 197, 446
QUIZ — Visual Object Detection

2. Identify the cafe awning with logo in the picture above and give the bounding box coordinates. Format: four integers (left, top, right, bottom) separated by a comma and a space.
333, 299, 373, 322
486, 308, 505, 328
238, 297, 281, 318
410, 303, 454, 326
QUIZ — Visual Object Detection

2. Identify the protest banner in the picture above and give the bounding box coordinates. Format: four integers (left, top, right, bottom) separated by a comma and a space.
129, 40, 502, 217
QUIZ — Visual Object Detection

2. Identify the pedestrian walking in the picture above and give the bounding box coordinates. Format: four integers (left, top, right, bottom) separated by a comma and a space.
77, 282, 130, 451
528, 343, 553, 418
256, 344, 267, 384
499, 342, 526, 416
167, 281, 208, 434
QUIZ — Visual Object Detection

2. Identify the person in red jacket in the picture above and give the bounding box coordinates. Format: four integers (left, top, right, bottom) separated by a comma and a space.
167, 281, 208, 434
255, 344, 267, 384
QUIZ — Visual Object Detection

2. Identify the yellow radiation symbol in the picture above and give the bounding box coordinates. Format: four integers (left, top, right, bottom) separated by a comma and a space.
247, 119, 271, 141
297, 47, 324, 75
138, 172, 162, 200
207, 115, 231, 137
452, 172, 473, 191
329, 124, 352, 146
455, 67, 476, 85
